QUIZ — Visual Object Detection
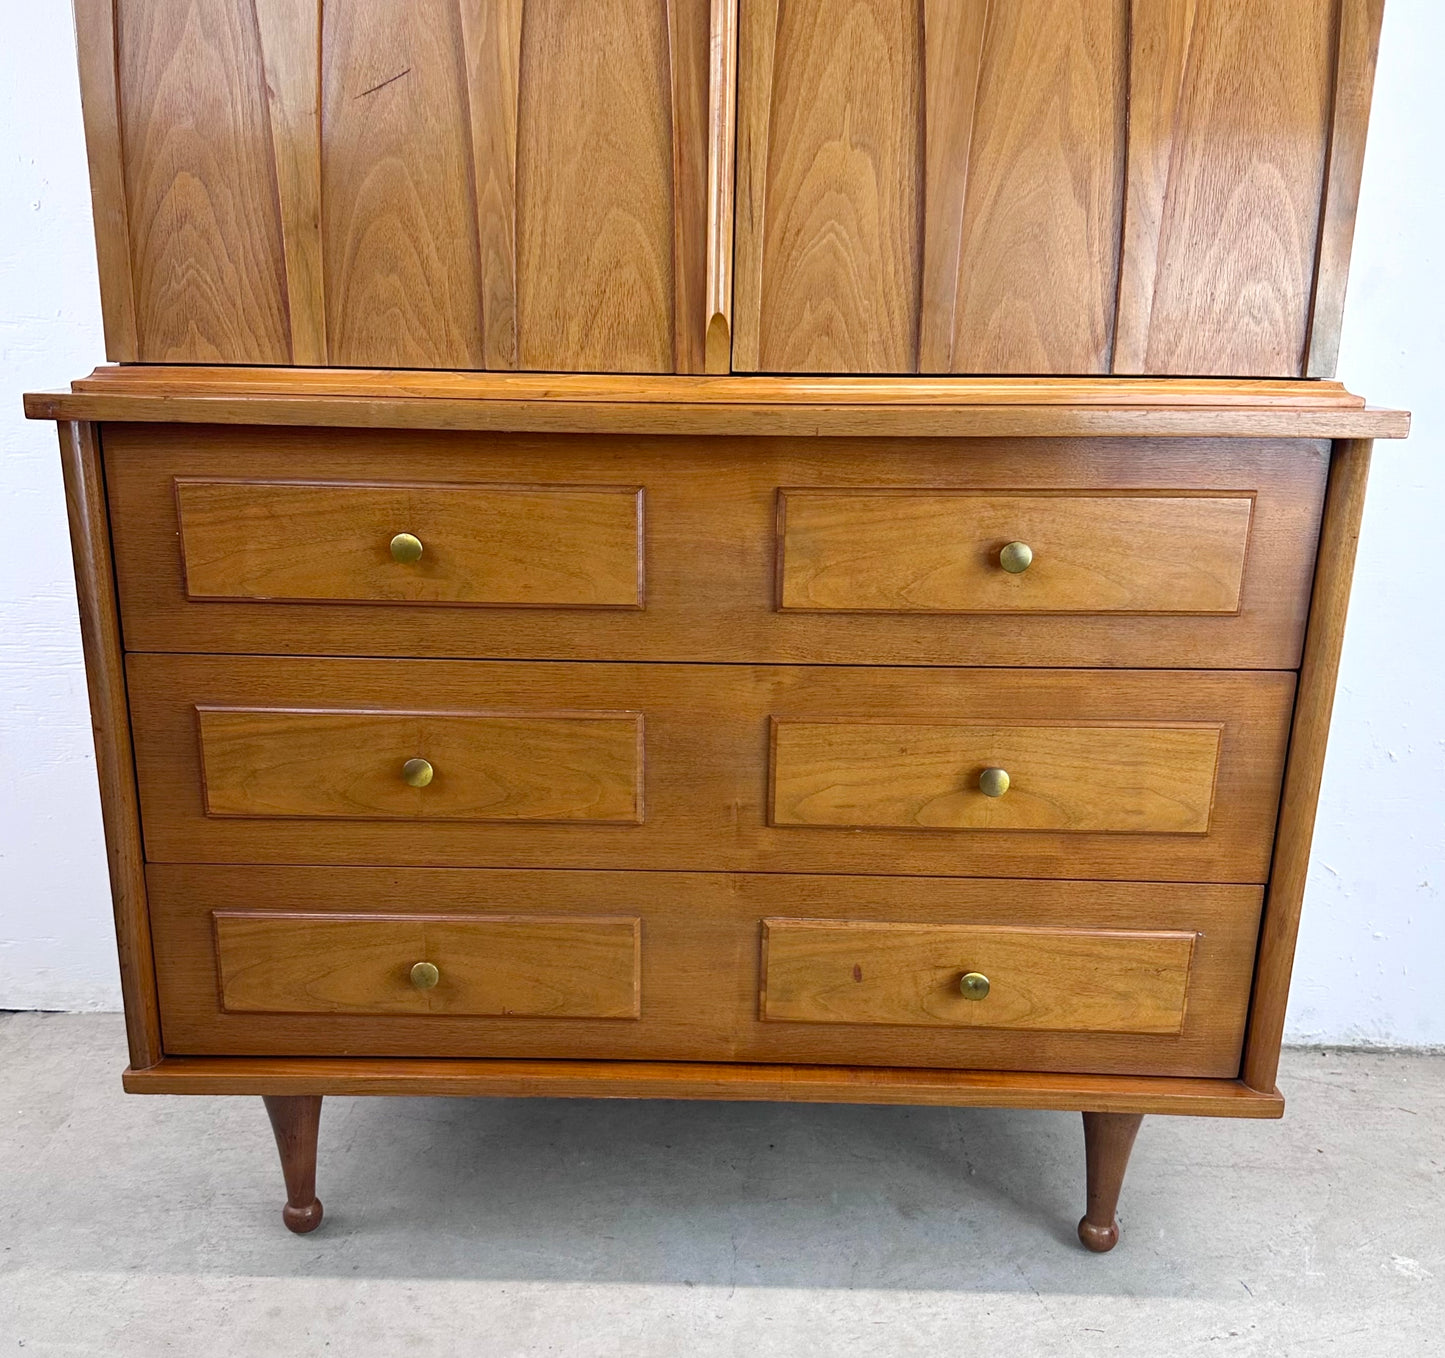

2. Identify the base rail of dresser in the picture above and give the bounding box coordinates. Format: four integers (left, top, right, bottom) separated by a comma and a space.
122, 1057, 1283, 1119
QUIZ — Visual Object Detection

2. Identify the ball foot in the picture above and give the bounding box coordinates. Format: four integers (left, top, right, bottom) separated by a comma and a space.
282, 1198, 324, 1234
1077, 1215, 1119, 1253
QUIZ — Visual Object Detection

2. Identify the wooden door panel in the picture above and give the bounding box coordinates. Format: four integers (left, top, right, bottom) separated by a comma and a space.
86, 0, 712, 371
1114, 0, 1340, 377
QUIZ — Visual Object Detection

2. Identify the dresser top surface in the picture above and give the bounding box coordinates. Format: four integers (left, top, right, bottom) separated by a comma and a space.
25, 370, 1410, 441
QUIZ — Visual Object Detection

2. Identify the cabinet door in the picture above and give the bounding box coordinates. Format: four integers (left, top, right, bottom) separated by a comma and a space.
87, 0, 711, 371
731, 0, 1374, 377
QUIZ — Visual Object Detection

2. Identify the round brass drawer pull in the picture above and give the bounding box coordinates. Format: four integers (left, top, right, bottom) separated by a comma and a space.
960, 972, 990, 1000
978, 766, 1010, 798
998, 541, 1033, 574
410, 961, 441, 990
390, 532, 424, 564
401, 757, 434, 788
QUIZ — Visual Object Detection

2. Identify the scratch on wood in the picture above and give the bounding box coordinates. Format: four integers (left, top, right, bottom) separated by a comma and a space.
355, 68, 412, 100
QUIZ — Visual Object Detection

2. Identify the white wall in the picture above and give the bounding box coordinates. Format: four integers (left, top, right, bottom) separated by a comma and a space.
1, 3, 1441, 1042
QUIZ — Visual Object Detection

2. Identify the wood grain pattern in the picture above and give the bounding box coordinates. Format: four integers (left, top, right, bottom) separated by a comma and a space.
57, 423, 162, 1070
1306, 0, 1389, 378
128, 656, 1294, 883
761, 920, 1196, 1034
517, 0, 681, 371
251, 0, 326, 365
196, 706, 644, 823
126, 1055, 1285, 1119
116, 0, 291, 361
458, 0, 524, 369
747, 0, 923, 371
1243, 439, 1373, 1093
779, 490, 1253, 613
105, 425, 1330, 670
174, 479, 644, 606
216, 912, 641, 1018
936, 0, 1127, 373
321, 0, 485, 367
770, 720, 1222, 834
148, 865, 1263, 1076
1114, 0, 1338, 376
74, 0, 139, 360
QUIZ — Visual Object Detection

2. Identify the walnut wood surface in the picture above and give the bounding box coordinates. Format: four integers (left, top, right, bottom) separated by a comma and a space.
732, 0, 1375, 377
1077, 1110, 1143, 1252
262, 1094, 323, 1234
1243, 440, 1374, 1093
195, 705, 643, 824
779, 491, 1253, 614
128, 1054, 1285, 1119
216, 912, 641, 1018
770, 719, 1222, 834
57, 423, 162, 1070
760, 921, 1195, 1035
148, 865, 1261, 1076
175, 478, 644, 607
104, 425, 1327, 670
79, 0, 711, 371
128, 656, 1294, 883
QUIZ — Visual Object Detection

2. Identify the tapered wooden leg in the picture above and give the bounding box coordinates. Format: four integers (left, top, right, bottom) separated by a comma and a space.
263, 1095, 324, 1234
1078, 1111, 1143, 1253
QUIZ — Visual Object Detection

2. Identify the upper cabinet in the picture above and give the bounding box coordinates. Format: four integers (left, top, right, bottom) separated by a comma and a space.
80, 0, 713, 371
75, 0, 1384, 377
732, 0, 1383, 377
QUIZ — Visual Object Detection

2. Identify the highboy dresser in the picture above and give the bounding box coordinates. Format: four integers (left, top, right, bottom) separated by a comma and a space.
27, 0, 1407, 1250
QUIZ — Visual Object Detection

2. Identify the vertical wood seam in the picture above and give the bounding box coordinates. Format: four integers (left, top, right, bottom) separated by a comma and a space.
665, 0, 687, 372
1302, 0, 1348, 377
1105, 0, 1132, 374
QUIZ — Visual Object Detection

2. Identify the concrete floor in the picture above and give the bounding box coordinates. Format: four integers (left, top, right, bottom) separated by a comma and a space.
1, 1014, 1441, 1357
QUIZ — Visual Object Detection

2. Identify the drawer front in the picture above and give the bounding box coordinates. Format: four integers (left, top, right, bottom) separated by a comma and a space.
761, 920, 1195, 1033
771, 720, 1220, 834
214, 912, 640, 1018
176, 479, 643, 607
130, 655, 1293, 883
779, 491, 1251, 613
198, 707, 643, 823
151, 865, 1260, 1077
106, 425, 1327, 669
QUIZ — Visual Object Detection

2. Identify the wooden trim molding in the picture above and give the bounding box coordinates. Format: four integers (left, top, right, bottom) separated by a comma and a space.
122, 1055, 1285, 1118
704, 0, 738, 374
57, 421, 163, 1068
25, 369, 1410, 440
1242, 438, 1374, 1092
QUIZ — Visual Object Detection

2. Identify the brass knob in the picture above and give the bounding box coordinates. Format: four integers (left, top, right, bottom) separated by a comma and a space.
401, 757, 434, 788
390, 532, 424, 564
999, 541, 1033, 574
410, 961, 440, 990
978, 767, 1010, 798
960, 972, 990, 1001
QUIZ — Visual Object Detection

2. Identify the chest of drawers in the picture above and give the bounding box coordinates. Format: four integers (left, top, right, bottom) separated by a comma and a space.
28, 0, 1409, 1251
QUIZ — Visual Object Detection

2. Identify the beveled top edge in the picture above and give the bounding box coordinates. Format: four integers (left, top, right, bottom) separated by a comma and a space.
24, 367, 1410, 439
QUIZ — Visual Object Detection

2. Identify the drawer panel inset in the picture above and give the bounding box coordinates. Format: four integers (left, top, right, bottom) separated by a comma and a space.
761, 919, 1196, 1034
176, 479, 643, 607
214, 912, 641, 1018
770, 720, 1222, 834
198, 707, 643, 823
778, 490, 1253, 613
